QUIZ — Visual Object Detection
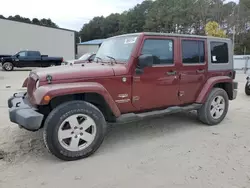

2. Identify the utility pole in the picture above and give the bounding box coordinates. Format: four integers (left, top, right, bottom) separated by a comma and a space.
232, 25, 236, 53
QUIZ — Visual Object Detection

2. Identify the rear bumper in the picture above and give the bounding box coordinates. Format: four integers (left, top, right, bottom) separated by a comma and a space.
8, 92, 44, 131
232, 81, 238, 100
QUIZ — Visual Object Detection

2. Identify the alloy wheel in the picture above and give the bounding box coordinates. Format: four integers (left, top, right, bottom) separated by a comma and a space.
58, 114, 97, 152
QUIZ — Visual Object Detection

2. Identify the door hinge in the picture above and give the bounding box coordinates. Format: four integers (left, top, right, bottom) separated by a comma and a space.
132, 96, 140, 101
178, 91, 184, 97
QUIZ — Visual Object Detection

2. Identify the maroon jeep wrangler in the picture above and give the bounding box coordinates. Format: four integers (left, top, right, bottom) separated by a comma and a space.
8, 32, 238, 161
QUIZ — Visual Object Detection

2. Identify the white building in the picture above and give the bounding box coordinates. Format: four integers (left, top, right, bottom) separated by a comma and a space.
77, 39, 104, 57
0, 18, 76, 60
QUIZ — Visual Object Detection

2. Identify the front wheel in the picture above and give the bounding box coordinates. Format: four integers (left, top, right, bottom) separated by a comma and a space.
2, 62, 14, 71
43, 100, 107, 161
197, 88, 229, 125
245, 82, 250, 96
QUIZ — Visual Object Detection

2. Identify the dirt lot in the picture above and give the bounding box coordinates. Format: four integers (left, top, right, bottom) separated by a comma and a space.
0, 69, 250, 188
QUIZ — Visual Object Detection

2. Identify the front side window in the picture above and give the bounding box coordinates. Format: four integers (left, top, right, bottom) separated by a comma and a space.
95, 35, 138, 62
141, 39, 174, 65
18, 51, 27, 57
210, 42, 228, 63
182, 40, 205, 64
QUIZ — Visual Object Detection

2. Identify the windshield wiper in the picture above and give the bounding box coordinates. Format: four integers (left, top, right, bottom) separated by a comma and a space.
95, 56, 103, 63
106, 56, 117, 64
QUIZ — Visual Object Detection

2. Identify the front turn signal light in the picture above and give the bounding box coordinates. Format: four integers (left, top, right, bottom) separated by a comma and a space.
43, 95, 51, 102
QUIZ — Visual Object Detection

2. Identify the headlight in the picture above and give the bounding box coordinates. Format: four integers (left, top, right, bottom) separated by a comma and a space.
36, 80, 40, 88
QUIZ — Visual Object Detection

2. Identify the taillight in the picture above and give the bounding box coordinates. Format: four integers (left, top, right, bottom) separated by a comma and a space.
229, 70, 236, 79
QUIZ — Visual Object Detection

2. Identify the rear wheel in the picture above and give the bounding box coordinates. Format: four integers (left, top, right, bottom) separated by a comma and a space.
43, 100, 107, 161
245, 82, 250, 96
198, 88, 229, 125
2, 62, 14, 71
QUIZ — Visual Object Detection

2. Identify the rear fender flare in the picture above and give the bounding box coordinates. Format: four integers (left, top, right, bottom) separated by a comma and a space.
34, 82, 121, 117
196, 76, 232, 103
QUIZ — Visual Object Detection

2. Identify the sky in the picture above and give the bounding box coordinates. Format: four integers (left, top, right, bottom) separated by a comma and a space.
0, 0, 144, 31
1, 0, 238, 31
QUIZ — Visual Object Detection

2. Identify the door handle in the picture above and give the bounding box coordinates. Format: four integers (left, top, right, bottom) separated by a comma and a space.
165, 71, 176, 76
196, 69, 205, 73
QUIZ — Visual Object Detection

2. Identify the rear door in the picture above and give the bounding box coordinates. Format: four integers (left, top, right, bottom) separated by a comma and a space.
132, 36, 180, 111
178, 38, 207, 104
27, 51, 41, 67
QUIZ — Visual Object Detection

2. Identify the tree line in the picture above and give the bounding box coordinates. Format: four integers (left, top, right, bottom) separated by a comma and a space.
79, 0, 250, 55
0, 14, 58, 28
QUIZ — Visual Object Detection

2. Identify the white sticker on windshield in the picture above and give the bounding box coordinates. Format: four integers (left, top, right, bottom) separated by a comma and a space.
169, 42, 173, 52
124, 37, 137, 44
212, 56, 217, 62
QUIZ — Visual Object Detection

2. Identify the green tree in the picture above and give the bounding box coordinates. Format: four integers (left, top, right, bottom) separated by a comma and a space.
32, 18, 41, 25
77, 0, 250, 54
205, 21, 227, 37
40, 18, 58, 28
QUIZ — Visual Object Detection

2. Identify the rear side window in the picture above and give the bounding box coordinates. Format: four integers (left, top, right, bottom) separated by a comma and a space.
28, 51, 40, 57
182, 40, 205, 64
210, 42, 228, 63
141, 39, 174, 65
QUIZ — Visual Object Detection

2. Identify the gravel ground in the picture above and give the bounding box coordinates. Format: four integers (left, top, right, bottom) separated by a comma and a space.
0, 68, 250, 188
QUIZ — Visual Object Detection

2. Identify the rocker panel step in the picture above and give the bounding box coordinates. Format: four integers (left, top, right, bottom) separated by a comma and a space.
111, 103, 202, 125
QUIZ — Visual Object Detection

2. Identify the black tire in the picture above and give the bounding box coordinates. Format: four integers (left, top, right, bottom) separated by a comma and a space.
245, 82, 250, 96
43, 100, 107, 161
2, 62, 14, 71
197, 88, 229, 126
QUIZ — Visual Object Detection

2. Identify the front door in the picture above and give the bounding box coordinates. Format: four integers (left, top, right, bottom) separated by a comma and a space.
132, 36, 180, 111
16, 51, 28, 67
178, 38, 207, 104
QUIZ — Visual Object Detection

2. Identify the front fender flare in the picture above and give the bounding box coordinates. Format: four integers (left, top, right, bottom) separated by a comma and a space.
196, 76, 233, 103
33, 82, 121, 117
22, 77, 28, 87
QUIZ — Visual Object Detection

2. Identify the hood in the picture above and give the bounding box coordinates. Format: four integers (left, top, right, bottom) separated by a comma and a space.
32, 63, 116, 82
1, 55, 12, 61
0, 55, 11, 58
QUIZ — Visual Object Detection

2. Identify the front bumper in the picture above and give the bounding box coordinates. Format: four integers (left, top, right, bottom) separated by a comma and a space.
8, 92, 44, 131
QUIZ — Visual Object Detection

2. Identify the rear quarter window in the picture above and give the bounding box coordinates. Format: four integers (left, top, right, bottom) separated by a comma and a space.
210, 42, 229, 63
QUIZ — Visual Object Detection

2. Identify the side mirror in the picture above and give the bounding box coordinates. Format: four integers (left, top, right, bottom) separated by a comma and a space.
138, 54, 153, 68
136, 54, 153, 74
16, 54, 19, 58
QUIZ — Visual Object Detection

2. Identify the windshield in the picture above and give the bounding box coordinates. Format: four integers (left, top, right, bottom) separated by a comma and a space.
95, 35, 138, 63
78, 53, 92, 60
